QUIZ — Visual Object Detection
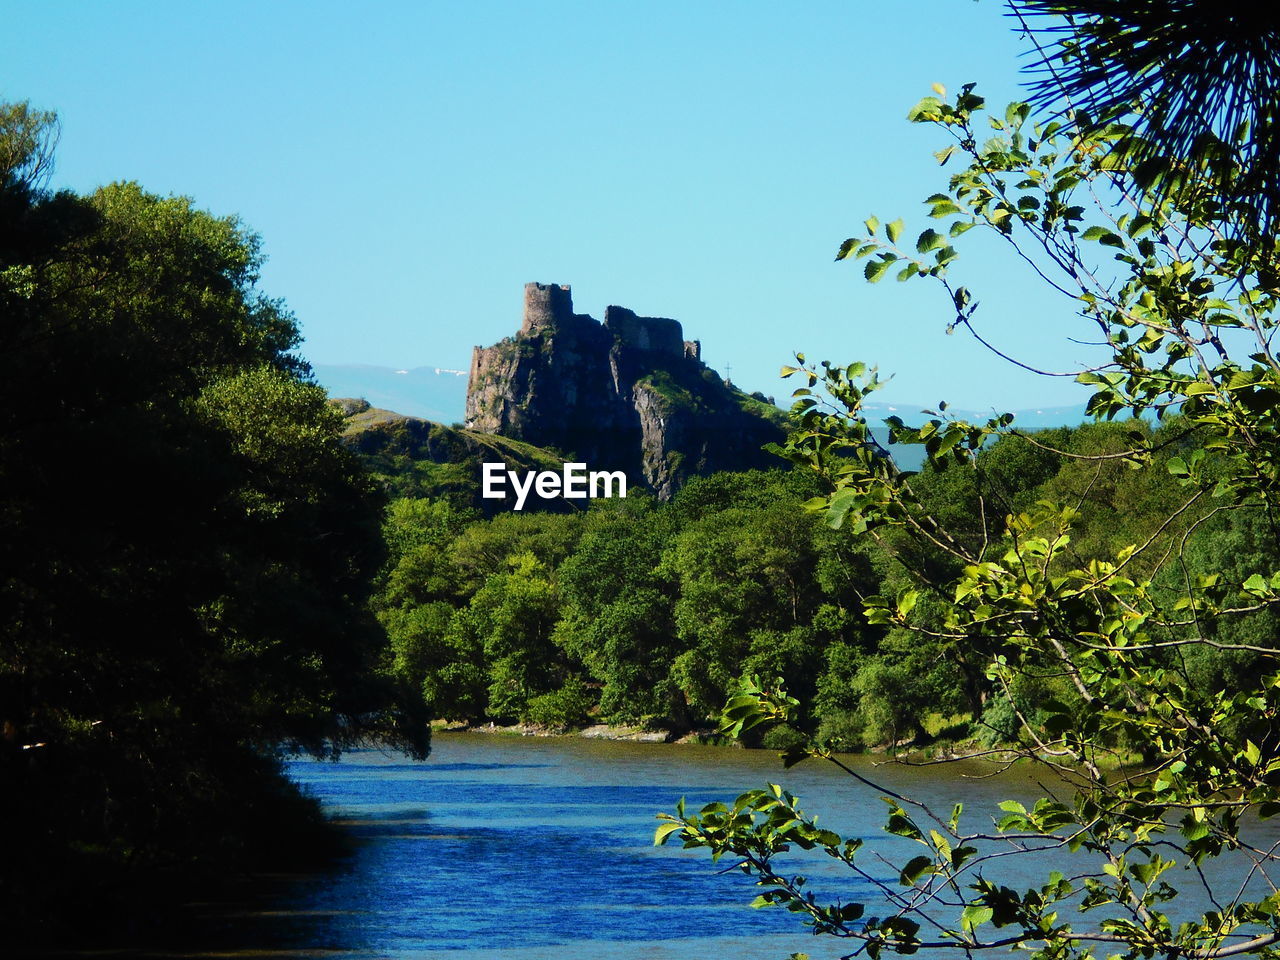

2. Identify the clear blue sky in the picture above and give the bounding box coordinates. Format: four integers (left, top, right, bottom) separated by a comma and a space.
2, 0, 1104, 410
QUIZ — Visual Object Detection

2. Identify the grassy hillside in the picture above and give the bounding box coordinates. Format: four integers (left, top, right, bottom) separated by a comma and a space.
333, 399, 569, 513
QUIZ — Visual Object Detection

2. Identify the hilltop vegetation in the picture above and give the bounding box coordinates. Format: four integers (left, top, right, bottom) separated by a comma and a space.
335, 398, 569, 511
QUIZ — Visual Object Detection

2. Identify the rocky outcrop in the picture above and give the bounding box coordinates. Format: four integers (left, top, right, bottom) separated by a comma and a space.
465, 283, 785, 498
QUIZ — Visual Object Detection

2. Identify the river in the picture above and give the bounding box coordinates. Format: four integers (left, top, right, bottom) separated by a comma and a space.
133, 732, 1280, 959
208, 732, 1043, 959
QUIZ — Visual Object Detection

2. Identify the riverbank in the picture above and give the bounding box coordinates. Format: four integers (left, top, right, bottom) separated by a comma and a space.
435, 719, 719, 744
432, 714, 988, 758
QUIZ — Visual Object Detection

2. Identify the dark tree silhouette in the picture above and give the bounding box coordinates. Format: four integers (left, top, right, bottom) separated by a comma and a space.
1010, 1, 1280, 240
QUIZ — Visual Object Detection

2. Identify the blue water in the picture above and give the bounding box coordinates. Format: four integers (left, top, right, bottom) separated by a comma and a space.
268, 737, 870, 957
274, 734, 891, 959
166, 732, 1280, 960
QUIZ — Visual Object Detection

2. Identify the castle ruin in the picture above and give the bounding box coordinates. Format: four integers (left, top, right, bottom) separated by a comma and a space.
464, 283, 783, 498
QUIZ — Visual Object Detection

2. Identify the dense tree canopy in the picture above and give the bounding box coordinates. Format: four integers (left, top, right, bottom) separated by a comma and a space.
0, 102, 428, 932
368, 422, 1238, 758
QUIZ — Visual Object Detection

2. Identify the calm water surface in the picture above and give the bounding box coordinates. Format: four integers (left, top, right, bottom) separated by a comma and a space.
241, 733, 1037, 959
152, 733, 1280, 960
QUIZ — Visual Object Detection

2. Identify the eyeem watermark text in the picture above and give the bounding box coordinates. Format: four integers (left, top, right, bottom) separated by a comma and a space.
482, 462, 627, 511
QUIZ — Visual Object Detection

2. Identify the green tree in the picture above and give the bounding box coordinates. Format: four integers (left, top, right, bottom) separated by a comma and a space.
554, 503, 681, 725
373, 497, 476, 705
663, 480, 834, 729
0, 105, 426, 930
461, 552, 563, 721
0, 100, 58, 192
659, 47, 1280, 960
448, 509, 582, 591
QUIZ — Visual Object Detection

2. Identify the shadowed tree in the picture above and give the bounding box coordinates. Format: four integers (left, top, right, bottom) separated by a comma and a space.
0, 103, 429, 935
1011, 0, 1280, 240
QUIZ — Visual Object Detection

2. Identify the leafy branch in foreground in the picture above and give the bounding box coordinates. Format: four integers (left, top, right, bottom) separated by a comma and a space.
658, 78, 1280, 960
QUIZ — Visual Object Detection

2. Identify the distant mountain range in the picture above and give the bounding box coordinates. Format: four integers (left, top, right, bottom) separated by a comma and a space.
315, 363, 1090, 433
312, 363, 470, 426
314, 362, 1092, 475
859, 401, 1090, 431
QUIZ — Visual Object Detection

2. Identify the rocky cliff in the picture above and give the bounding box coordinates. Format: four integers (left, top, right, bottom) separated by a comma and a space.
465, 283, 786, 498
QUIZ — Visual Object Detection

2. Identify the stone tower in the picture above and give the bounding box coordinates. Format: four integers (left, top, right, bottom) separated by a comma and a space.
520, 282, 574, 335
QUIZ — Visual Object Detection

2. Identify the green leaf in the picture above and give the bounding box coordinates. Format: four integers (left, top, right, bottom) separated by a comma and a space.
780, 744, 812, 769
899, 855, 934, 886
886, 219, 904, 244
916, 229, 946, 254
1180, 815, 1210, 841
1005, 102, 1029, 127
906, 96, 943, 122
927, 193, 963, 217
653, 821, 685, 845
865, 257, 896, 283
886, 808, 924, 841
962, 904, 993, 931
826, 489, 858, 529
